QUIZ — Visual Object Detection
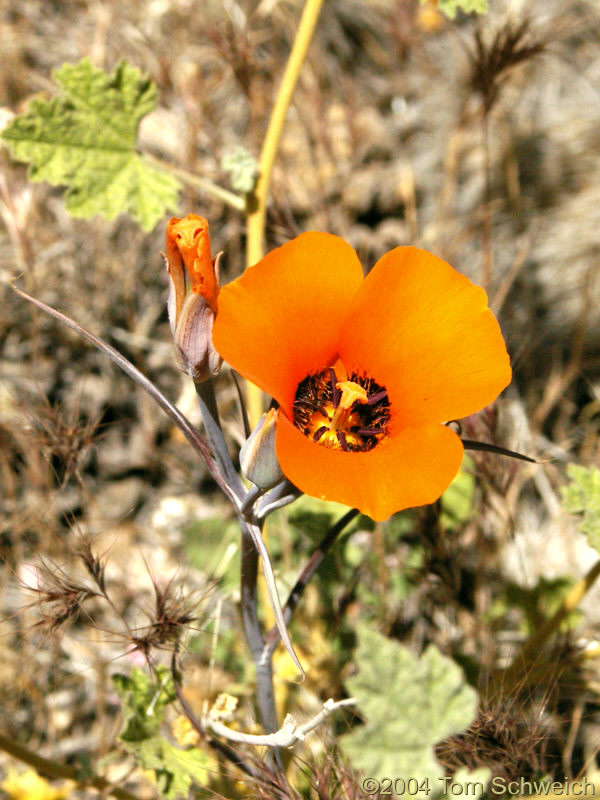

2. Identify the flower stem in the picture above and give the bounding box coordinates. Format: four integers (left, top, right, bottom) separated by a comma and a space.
231, 0, 325, 762
239, 520, 283, 771
245, 0, 325, 264
244, 0, 325, 426
194, 379, 245, 501
239, 523, 278, 732
0, 731, 139, 800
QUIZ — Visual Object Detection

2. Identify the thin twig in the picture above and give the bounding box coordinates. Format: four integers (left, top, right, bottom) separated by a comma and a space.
142, 152, 245, 211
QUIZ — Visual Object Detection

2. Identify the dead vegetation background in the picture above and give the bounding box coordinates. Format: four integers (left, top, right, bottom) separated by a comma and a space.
1, 0, 600, 797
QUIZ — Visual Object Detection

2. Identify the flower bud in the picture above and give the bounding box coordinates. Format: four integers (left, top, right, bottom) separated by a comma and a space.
164, 215, 222, 381
240, 408, 284, 490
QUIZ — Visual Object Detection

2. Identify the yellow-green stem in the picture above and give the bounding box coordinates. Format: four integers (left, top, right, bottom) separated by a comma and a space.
244, 0, 325, 424
0, 731, 140, 800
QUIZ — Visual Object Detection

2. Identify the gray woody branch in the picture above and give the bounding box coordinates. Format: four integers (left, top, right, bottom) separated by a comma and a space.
205, 698, 356, 748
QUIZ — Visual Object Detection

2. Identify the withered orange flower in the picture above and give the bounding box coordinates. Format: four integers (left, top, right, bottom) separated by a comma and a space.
212, 233, 511, 520
165, 215, 221, 381
166, 215, 219, 315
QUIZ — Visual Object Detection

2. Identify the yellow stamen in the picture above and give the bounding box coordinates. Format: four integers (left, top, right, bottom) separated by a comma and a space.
335, 380, 368, 410
293, 367, 390, 453
330, 380, 368, 431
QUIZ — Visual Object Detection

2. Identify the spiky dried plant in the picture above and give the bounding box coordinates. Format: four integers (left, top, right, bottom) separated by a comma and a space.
31, 395, 103, 489
23, 556, 99, 633
128, 574, 201, 657
469, 18, 547, 114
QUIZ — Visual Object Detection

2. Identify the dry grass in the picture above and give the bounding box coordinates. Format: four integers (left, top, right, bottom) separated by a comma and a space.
1, 0, 600, 796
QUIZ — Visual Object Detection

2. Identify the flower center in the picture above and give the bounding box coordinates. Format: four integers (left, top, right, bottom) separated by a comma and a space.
292, 367, 391, 452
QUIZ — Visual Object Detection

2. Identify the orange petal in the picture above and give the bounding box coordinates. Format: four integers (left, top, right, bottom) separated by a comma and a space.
275, 412, 464, 521
212, 233, 364, 413
165, 220, 186, 324
166, 215, 218, 312
338, 247, 511, 428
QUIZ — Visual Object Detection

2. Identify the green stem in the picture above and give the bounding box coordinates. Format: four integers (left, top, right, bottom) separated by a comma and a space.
244, 0, 325, 427
0, 731, 139, 800
246, 0, 325, 265
142, 153, 245, 211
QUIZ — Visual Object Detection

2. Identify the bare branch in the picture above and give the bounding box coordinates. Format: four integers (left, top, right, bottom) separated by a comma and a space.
205, 698, 356, 748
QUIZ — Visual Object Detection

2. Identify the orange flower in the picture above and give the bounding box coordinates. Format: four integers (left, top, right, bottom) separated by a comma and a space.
212, 233, 511, 520
165, 215, 221, 381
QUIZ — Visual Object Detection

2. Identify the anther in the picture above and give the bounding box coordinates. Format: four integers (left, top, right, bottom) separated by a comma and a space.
329, 368, 340, 409
366, 388, 388, 406
336, 431, 350, 451
356, 426, 385, 436
293, 368, 391, 453
313, 426, 328, 442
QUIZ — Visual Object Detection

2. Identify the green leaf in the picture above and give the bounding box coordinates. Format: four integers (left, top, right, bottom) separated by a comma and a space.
136, 736, 212, 799
112, 667, 211, 799
420, 0, 488, 19
1, 58, 180, 230
220, 146, 258, 194
112, 666, 175, 742
561, 464, 600, 552
340, 628, 478, 797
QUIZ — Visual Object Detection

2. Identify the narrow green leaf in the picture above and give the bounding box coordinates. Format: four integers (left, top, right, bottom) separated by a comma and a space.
340, 628, 478, 797
1, 58, 180, 230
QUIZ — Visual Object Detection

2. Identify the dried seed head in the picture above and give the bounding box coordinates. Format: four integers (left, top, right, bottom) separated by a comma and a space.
469, 19, 546, 114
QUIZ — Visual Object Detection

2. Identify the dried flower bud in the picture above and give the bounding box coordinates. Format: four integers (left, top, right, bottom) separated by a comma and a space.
164, 215, 222, 381
240, 408, 284, 490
